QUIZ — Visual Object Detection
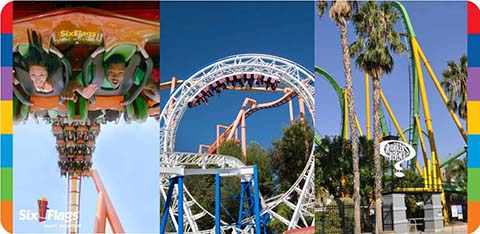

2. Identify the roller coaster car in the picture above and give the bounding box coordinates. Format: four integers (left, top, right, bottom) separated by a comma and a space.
77, 125, 88, 134
56, 138, 66, 146
187, 73, 281, 109
13, 7, 159, 124
89, 124, 100, 135
52, 124, 63, 135
71, 44, 153, 124
86, 140, 95, 147
13, 45, 71, 123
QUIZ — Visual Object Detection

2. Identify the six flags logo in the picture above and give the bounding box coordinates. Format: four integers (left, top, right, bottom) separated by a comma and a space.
18, 197, 78, 223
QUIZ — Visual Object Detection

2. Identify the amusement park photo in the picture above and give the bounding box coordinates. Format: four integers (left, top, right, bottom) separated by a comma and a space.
1, 0, 480, 234
315, 1, 468, 234
10, 1, 159, 233
160, 1, 316, 234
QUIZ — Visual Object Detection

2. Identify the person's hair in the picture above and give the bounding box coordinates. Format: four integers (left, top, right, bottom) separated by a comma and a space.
105, 54, 127, 68
13, 29, 60, 76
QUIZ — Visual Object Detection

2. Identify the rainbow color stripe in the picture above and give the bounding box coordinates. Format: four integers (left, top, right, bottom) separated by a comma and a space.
0, 1, 13, 233
469, 1, 480, 233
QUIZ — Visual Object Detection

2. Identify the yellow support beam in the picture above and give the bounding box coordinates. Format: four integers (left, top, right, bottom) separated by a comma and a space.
411, 38, 440, 168
423, 167, 428, 189
416, 42, 467, 143
432, 152, 438, 191
380, 90, 423, 177
427, 159, 432, 190
365, 73, 371, 140
379, 90, 407, 142
355, 114, 364, 137
414, 116, 429, 169
395, 187, 434, 193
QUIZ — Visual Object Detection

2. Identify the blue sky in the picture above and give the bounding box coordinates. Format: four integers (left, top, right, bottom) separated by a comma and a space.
13, 118, 159, 233
315, 1, 467, 166
160, 2, 314, 152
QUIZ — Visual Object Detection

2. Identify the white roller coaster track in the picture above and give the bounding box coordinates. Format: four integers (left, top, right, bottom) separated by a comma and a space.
160, 54, 315, 233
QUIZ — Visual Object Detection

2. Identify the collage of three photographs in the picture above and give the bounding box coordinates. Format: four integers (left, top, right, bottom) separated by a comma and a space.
0, 1, 479, 234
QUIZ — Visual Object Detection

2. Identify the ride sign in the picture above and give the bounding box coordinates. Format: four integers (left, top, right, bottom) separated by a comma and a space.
51, 21, 103, 45
380, 140, 416, 178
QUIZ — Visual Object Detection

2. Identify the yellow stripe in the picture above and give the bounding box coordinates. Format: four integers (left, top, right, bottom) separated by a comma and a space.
1, 101, 12, 134
468, 101, 480, 134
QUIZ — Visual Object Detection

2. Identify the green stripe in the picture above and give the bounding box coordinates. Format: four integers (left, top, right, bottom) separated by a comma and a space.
468, 168, 480, 201
1, 168, 12, 201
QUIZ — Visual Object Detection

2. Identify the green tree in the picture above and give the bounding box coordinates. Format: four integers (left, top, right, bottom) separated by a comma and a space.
317, 136, 352, 197
350, 2, 406, 232
218, 140, 243, 159
444, 158, 467, 192
444, 157, 467, 221
246, 142, 275, 198
272, 120, 314, 192
441, 54, 468, 120
317, 1, 361, 231
184, 140, 245, 230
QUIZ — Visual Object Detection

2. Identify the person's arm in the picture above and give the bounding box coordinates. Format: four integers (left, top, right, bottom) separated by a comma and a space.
61, 78, 82, 101
77, 83, 98, 99
142, 79, 159, 102
12, 73, 20, 85
133, 69, 159, 102
61, 73, 98, 101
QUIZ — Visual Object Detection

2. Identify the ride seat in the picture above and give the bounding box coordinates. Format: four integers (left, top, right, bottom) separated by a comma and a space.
70, 44, 152, 123
13, 44, 71, 122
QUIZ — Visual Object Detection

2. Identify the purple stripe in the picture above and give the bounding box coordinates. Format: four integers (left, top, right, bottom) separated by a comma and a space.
1, 67, 12, 100
469, 67, 480, 101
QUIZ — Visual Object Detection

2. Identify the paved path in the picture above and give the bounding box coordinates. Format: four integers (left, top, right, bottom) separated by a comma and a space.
410, 223, 467, 234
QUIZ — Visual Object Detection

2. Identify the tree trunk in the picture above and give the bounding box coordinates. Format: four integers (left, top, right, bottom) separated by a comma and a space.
372, 76, 383, 234
339, 23, 361, 234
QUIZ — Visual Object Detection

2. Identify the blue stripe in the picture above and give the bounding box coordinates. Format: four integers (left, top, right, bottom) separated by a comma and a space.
1, 34, 12, 67
0, 134, 12, 168
469, 34, 480, 67
468, 134, 480, 168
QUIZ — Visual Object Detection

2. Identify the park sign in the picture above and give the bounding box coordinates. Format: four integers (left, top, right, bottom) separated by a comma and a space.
380, 140, 416, 178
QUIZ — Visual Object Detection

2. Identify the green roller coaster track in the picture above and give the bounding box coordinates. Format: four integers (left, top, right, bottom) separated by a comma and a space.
314, 1, 465, 193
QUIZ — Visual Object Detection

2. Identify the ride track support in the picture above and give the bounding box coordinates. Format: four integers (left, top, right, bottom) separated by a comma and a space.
351, 2, 471, 225
160, 54, 315, 233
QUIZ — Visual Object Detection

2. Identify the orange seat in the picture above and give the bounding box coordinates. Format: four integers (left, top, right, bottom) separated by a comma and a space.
147, 99, 159, 116
87, 96, 125, 111
29, 96, 67, 111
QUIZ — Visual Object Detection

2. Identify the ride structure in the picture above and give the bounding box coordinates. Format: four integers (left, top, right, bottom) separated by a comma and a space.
316, 1, 467, 226
13, 3, 159, 233
160, 54, 315, 233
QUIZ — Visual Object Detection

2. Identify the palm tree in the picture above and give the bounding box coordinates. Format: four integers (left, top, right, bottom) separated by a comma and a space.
443, 157, 467, 222
444, 158, 467, 192
349, 2, 406, 233
317, 1, 361, 233
441, 55, 467, 120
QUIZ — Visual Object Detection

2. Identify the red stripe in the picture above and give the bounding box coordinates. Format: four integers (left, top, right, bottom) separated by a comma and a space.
1, 1, 12, 33
469, 1, 480, 34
